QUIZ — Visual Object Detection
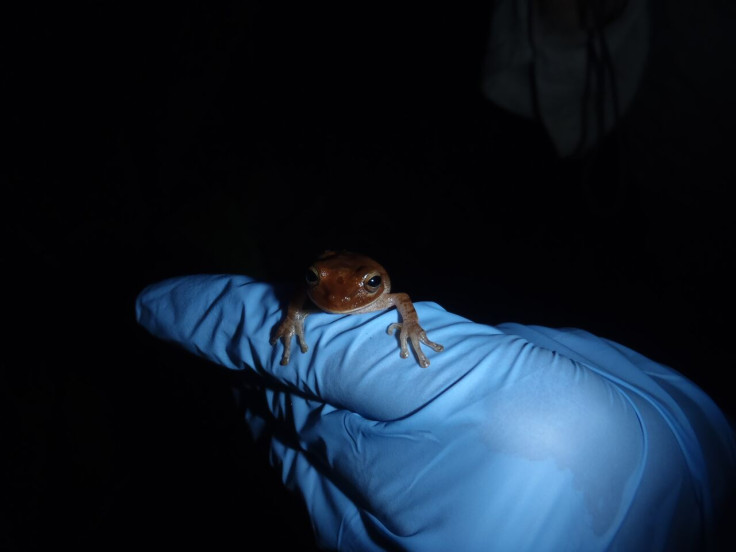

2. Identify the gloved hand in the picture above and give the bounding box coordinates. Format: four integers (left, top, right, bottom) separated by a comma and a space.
136, 274, 735, 551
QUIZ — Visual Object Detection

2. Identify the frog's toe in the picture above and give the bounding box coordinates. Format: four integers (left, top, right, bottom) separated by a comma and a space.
419, 333, 444, 353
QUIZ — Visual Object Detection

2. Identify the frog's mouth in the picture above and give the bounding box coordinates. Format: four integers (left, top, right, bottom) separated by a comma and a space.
322, 304, 368, 314
324, 296, 366, 314
308, 289, 377, 314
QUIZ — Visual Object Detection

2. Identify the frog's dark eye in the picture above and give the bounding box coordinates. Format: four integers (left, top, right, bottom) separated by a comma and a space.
364, 274, 382, 293
305, 266, 320, 286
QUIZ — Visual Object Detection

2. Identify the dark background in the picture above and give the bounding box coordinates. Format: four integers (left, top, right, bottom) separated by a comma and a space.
4, 1, 735, 550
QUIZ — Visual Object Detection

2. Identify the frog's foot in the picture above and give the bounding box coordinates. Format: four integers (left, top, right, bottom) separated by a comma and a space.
271, 318, 308, 365
387, 323, 443, 368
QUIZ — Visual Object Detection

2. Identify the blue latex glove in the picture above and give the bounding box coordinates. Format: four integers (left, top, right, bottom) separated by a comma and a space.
136, 274, 736, 551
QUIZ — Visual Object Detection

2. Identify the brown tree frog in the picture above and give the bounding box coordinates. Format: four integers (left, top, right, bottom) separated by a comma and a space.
271, 251, 444, 367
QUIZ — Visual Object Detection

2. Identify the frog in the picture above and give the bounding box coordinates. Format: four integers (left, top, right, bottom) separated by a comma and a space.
270, 250, 444, 368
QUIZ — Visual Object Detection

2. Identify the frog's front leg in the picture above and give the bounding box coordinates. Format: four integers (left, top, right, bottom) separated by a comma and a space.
270, 288, 311, 365
386, 293, 444, 368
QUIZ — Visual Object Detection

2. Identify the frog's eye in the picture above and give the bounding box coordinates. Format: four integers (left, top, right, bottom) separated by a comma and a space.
305, 266, 320, 286
364, 273, 382, 293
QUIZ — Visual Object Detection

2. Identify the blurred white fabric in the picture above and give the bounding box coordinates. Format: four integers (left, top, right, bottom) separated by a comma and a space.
482, 0, 650, 156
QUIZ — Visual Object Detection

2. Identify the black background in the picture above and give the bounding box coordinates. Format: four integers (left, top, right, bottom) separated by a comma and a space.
4, 2, 735, 550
